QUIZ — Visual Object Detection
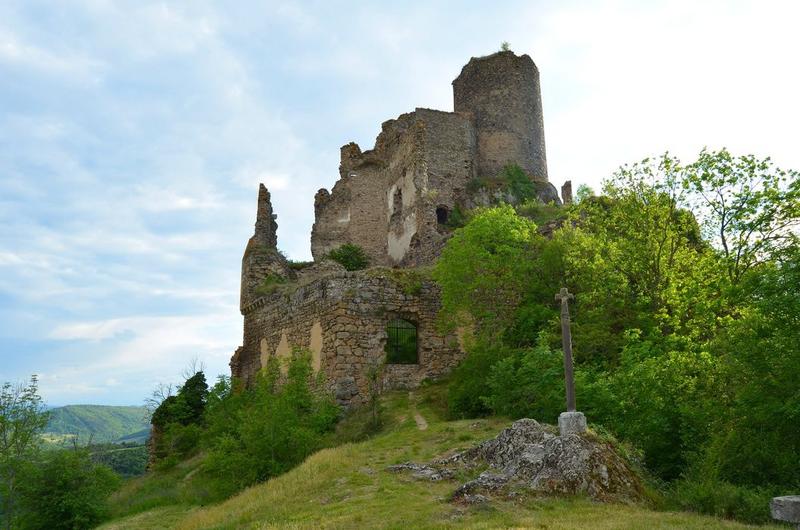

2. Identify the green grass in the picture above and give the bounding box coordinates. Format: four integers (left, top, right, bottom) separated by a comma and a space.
99, 385, 781, 530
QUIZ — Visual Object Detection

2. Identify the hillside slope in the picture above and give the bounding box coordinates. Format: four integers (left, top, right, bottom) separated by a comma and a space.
45, 405, 150, 444
100, 390, 778, 530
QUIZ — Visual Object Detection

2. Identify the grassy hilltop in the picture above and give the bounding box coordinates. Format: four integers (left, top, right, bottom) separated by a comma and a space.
99, 386, 778, 530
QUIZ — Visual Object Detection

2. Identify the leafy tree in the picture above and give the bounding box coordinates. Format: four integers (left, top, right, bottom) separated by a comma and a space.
178, 371, 208, 426
575, 183, 594, 203
702, 246, 800, 487
149, 369, 209, 464
434, 205, 538, 338
0, 376, 49, 530
202, 349, 338, 498
483, 334, 565, 421
682, 148, 800, 283
19, 448, 120, 530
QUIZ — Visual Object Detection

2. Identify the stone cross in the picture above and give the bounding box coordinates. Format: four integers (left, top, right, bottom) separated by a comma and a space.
555, 287, 576, 412
555, 287, 586, 435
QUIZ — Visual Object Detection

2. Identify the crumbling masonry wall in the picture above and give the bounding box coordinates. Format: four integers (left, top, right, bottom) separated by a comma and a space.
311, 108, 476, 267
231, 270, 464, 405
311, 51, 549, 268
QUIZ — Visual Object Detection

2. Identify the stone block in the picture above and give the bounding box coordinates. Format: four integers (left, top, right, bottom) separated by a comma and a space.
558, 411, 587, 436
771, 496, 800, 527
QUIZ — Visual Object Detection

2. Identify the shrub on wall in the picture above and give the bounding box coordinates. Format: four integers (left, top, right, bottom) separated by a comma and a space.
328, 243, 369, 271
254, 273, 288, 296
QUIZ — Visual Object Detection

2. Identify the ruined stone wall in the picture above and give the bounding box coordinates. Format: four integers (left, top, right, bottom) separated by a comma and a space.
232, 269, 465, 405
396, 108, 476, 267
312, 108, 476, 267
311, 113, 423, 266
453, 51, 548, 181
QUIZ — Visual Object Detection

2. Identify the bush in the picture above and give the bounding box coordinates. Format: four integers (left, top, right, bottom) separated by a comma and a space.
502, 164, 537, 202
19, 448, 121, 530
327, 244, 369, 271
202, 349, 339, 499
483, 335, 565, 422
447, 340, 511, 419
669, 478, 776, 524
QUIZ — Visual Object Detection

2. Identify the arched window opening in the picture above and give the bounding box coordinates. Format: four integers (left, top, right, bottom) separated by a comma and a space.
385, 318, 418, 364
436, 206, 449, 225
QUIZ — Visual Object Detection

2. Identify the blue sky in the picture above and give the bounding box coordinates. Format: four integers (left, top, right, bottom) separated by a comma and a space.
2, 0, 799, 406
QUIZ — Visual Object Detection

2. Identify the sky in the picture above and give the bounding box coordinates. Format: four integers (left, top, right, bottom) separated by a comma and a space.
1, 0, 799, 406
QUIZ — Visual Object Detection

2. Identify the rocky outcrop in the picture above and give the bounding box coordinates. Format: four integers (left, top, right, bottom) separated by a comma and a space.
391, 419, 647, 504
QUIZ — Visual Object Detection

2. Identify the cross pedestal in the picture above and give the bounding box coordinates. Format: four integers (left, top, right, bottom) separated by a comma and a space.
558, 411, 587, 436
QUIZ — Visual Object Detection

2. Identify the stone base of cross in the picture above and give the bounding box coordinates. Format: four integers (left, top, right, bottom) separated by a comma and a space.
558, 411, 587, 436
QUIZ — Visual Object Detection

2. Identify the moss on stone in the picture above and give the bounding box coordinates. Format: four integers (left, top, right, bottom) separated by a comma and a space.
254, 274, 288, 296
367, 267, 432, 296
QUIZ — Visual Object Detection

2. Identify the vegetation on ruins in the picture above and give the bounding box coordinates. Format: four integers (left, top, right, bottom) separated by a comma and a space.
467, 163, 539, 203
202, 350, 338, 499
435, 148, 800, 523
254, 273, 288, 296
327, 243, 370, 271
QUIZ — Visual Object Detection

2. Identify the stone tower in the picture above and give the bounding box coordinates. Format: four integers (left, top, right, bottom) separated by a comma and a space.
453, 50, 548, 181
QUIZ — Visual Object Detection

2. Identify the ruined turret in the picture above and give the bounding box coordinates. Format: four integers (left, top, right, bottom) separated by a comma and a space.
239, 184, 291, 312
253, 183, 278, 248
453, 50, 548, 181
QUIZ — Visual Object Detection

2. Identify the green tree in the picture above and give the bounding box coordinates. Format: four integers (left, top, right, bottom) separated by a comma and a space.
433, 205, 538, 338
703, 246, 800, 487
19, 448, 120, 530
683, 148, 800, 283
483, 333, 565, 421
0, 376, 49, 530
149, 368, 209, 464
202, 349, 338, 498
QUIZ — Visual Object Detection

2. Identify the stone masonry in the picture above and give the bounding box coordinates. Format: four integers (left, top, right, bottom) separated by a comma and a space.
231, 50, 557, 406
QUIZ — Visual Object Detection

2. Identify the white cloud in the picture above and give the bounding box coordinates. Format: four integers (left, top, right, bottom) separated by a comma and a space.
0, 28, 103, 77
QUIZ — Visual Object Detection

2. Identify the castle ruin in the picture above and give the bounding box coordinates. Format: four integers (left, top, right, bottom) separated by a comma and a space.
230, 51, 561, 405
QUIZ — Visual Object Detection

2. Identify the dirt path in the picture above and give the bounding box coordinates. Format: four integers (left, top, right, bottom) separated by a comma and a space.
408, 391, 428, 431
413, 411, 428, 430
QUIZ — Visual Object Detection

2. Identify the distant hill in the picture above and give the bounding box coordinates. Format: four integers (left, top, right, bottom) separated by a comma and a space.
44, 405, 151, 445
